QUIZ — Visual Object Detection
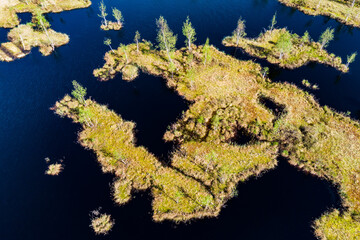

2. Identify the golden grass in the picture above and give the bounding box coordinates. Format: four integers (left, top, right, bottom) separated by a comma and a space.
45, 163, 63, 175
90, 213, 114, 235
54, 95, 276, 221
314, 210, 360, 239
100, 21, 122, 31
89, 41, 360, 238
223, 28, 348, 72
0, 0, 90, 61
0, 24, 69, 61
278, 0, 360, 28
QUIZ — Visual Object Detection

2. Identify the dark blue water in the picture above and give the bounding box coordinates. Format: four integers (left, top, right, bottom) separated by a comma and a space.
1, 0, 358, 239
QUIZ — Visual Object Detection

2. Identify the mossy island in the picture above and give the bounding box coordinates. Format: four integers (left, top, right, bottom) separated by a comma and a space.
0, 0, 91, 28
0, 23, 69, 62
223, 26, 352, 72
54, 16, 360, 239
0, 0, 91, 61
90, 208, 114, 235
278, 0, 360, 28
98, 1, 124, 31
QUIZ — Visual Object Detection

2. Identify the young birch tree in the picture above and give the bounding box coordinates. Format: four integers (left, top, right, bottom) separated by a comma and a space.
120, 44, 128, 63
71, 80, 87, 104
261, 67, 269, 79
202, 38, 212, 65
276, 31, 292, 59
156, 16, 177, 64
232, 17, 246, 46
104, 38, 114, 53
346, 52, 357, 69
98, 1, 108, 27
182, 16, 196, 52
269, 12, 277, 31
319, 27, 334, 49
34, 11, 54, 50
134, 31, 140, 52
112, 8, 123, 25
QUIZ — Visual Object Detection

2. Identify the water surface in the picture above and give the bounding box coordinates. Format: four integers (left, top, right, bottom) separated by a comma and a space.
1, 0, 358, 239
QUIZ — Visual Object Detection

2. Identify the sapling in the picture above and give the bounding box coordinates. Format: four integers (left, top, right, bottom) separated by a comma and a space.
276, 31, 292, 59
104, 38, 114, 53
261, 67, 269, 79
120, 44, 128, 63
182, 16, 196, 52
319, 28, 334, 49
232, 17, 246, 46
34, 11, 54, 50
202, 38, 211, 65
98, 1, 108, 27
112, 8, 123, 25
346, 52, 357, 69
156, 16, 177, 64
71, 80, 87, 104
269, 12, 277, 31
134, 31, 140, 52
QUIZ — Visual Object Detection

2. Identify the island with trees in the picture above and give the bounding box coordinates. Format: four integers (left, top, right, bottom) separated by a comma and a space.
222, 17, 356, 72
53, 16, 360, 239
277, 0, 360, 28
98, 1, 123, 31
0, 0, 91, 61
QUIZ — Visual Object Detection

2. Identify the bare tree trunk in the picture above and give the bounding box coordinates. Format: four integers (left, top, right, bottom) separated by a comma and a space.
351, 0, 356, 8
102, 17, 107, 27
40, 18, 54, 51
161, 28, 173, 64
188, 37, 191, 52
136, 40, 139, 52
19, 33, 25, 50
123, 49, 128, 62
109, 45, 114, 53
316, 0, 322, 10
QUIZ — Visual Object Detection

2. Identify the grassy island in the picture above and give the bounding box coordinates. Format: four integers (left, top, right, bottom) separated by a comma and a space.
53, 12, 360, 236
0, 24, 69, 62
278, 0, 360, 28
0, 0, 91, 61
89, 38, 360, 238
100, 21, 122, 31
223, 28, 349, 72
98, 2, 123, 31
0, 0, 91, 28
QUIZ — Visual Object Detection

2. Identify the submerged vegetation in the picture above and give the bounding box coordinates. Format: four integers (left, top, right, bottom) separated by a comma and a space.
53, 15, 360, 239
278, 0, 360, 28
223, 22, 352, 72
